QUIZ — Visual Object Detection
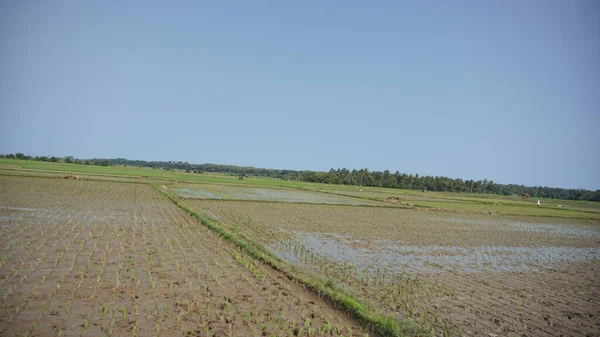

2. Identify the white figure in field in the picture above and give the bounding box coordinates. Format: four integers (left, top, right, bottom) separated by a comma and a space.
537, 199, 541, 207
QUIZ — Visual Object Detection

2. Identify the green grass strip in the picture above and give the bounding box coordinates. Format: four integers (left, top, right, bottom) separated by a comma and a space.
154, 185, 428, 337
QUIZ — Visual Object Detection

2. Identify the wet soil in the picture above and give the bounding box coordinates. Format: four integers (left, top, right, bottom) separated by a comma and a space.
186, 199, 600, 337
0, 176, 370, 337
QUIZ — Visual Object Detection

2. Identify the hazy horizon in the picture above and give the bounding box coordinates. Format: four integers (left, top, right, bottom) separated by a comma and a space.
1, 1, 598, 190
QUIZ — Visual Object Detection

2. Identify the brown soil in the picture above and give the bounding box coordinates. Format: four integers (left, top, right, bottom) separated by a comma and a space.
0, 177, 370, 337
185, 199, 600, 337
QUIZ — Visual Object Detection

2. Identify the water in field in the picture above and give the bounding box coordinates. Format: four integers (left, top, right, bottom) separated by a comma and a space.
0, 206, 45, 212
173, 188, 222, 199
507, 221, 600, 238
0, 206, 45, 225
174, 184, 377, 205
435, 217, 600, 238
271, 228, 600, 274
205, 210, 220, 220
229, 187, 363, 204
0, 214, 26, 223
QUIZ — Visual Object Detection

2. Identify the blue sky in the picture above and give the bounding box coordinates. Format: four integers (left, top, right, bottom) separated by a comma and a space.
1, 1, 598, 189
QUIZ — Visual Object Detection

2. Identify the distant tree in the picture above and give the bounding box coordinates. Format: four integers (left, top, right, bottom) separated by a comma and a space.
95, 159, 110, 166
8, 152, 596, 201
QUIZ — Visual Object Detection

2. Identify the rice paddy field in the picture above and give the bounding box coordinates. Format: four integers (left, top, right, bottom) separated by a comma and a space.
1, 164, 599, 337
172, 184, 381, 206
175, 184, 600, 337
0, 176, 367, 337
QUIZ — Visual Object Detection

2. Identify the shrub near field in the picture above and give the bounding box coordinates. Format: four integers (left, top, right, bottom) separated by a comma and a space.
0, 176, 369, 337
182, 197, 600, 337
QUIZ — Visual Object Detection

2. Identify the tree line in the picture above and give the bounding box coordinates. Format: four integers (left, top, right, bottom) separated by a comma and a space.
2, 153, 599, 201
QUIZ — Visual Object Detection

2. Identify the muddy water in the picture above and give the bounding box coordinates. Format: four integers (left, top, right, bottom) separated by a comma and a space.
173, 188, 222, 199
435, 216, 600, 239
271, 223, 600, 274
0, 206, 45, 212
173, 184, 380, 205
0, 207, 44, 227
228, 188, 353, 204
507, 221, 600, 238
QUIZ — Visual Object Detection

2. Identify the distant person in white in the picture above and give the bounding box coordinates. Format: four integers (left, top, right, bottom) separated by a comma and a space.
537, 199, 541, 207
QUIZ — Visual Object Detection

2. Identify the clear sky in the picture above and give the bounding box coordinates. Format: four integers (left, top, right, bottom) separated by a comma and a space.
1, 1, 598, 190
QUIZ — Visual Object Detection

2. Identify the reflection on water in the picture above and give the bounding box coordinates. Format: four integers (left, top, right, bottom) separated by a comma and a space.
507, 221, 600, 238
435, 217, 600, 238
174, 188, 222, 199
271, 228, 600, 274
229, 188, 357, 204
0, 206, 45, 212
175, 185, 371, 204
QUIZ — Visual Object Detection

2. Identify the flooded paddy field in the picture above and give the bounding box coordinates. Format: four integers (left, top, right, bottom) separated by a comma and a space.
184, 199, 600, 337
173, 183, 381, 205
0, 176, 368, 337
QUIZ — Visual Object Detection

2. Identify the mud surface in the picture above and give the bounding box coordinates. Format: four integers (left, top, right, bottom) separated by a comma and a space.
0, 176, 368, 337
187, 199, 600, 337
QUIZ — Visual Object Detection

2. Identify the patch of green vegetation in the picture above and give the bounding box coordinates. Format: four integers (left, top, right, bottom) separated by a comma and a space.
409, 200, 600, 219
0, 159, 234, 183
3, 158, 597, 220
0, 158, 335, 189
301, 185, 600, 220
231, 250, 263, 280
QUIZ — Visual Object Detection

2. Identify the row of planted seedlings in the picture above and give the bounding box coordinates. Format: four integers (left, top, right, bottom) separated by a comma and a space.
72, 184, 156, 337
32, 182, 354, 337
207, 200, 597, 337
185, 199, 291, 247
437, 264, 596, 337
44, 182, 115, 336
0, 198, 90, 331
205, 201, 442, 328
0, 177, 104, 274
37, 183, 126, 337
0, 189, 77, 268
185, 199, 474, 336
56, 211, 112, 337
159, 190, 365, 336
1, 179, 133, 336
178, 199, 422, 336
267, 237, 465, 336
397, 240, 600, 336
0, 206, 72, 294
0, 205, 109, 336
268, 221, 540, 336
29, 182, 155, 337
